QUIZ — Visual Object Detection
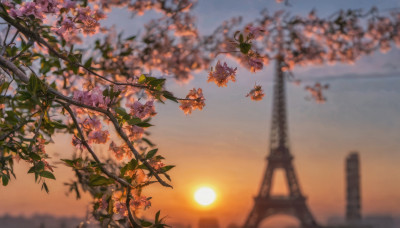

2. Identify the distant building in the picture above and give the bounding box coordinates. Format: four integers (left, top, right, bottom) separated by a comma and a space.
226, 223, 240, 228
326, 152, 396, 228
346, 152, 361, 224
198, 217, 219, 228
363, 215, 395, 228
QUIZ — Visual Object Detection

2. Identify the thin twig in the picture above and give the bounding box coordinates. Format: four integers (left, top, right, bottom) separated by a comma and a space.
11, 39, 33, 61
60, 102, 133, 188
27, 110, 45, 153
126, 186, 141, 228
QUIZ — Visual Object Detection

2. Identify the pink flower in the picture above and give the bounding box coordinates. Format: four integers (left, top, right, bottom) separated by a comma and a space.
75, 6, 104, 35
10, 2, 44, 19
135, 169, 148, 184
126, 100, 156, 120
62, 0, 75, 10
36, 0, 59, 14
88, 130, 109, 144
124, 125, 144, 141
81, 117, 102, 131
208, 61, 237, 87
112, 201, 128, 220
149, 160, 165, 170
246, 85, 265, 101
130, 195, 151, 211
248, 56, 263, 72
55, 18, 76, 37
125, 169, 148, 184
179, 88, 205, 115
109, 141, 131, 160
71, 135, 83, 149
73, 87, 110, 108
2, 1, 13, 8
245, 25, 265, 39
305, 83, 329, 104
98, 195, 109, 210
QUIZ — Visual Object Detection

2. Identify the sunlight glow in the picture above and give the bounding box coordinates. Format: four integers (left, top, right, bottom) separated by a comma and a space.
194, 187, 216, 206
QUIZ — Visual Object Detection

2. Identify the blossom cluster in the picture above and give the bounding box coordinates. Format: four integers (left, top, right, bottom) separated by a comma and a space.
5, 0, 106, 39
126, 100, 156, 120
246, 84, 265, 101
179, 88, 205, 115
79, 116, 110, 144
208, 61, 237, 87
124, 125, 145, 141
102, 190, 151, 221
73, 87, 110, 109
109, 141, 131, 161
305, 83, 329, 104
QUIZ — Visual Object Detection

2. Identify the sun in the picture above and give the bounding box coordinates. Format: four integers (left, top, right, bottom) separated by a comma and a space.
194, 187, 216, 206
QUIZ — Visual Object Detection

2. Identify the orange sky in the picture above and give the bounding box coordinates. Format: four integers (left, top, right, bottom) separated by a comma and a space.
2, 1, 400, 227
1, 70, 400, 227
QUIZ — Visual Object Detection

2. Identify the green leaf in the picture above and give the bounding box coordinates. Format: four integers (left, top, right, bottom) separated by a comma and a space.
114, 107, 130, 120
146, 149, 158, 159
29, 152, 41, 161
155, 211, 160, 223
40, 171, 55, 180
160, 165, 175, 173
28, 75, 39, 94
239, 43, 252, 54
50, 121, 67, 129
2, 175, 9, 186
138, 74, 146, 83
142, 138, 155, 147
84, 57, 93, 68
89, 175, 113, 186
141, 220, 152, 227
61, 159, 74, 167
18, 91, 31, 100
125, 35, 136, 41
135, 122, 152, 127
162, 91, 178, 103
127, 117, 141, 125
239, 34, 244, 43
41, 182, 49, 193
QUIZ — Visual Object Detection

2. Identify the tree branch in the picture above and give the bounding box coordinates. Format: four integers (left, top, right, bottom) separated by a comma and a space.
0, 12, 152, 90
126, 186, 141, 228
60, 102, 133, 188
0, 48, 172, 188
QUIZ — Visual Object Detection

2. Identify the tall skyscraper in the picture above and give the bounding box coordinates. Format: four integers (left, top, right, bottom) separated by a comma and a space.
346, 152, 361, 223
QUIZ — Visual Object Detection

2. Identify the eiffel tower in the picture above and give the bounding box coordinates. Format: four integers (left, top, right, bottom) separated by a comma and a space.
243, 55, 320, 228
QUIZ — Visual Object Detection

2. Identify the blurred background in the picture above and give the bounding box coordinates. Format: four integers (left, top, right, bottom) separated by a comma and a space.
1, 0, 400, 227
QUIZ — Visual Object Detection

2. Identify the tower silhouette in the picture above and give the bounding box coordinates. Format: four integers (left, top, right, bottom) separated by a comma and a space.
243, 56, 319, 228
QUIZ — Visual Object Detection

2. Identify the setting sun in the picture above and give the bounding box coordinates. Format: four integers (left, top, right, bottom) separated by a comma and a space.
194, 187, 216, 206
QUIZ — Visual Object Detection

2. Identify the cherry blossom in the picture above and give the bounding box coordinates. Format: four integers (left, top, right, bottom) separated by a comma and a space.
248, 56, 264, 72
149, 159, 165, 170
179, 88, 205, 114
124, 125, 145, 141
73, 87, 110, 108
126, 100, 156, 120
246, 84, 265, 101
305, 83, 329, 104
88, 130, 109, 144
245, 25, 265, 39
10, 2, 44, 19
208, 61, 237, 87
130, 195, 151, 211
